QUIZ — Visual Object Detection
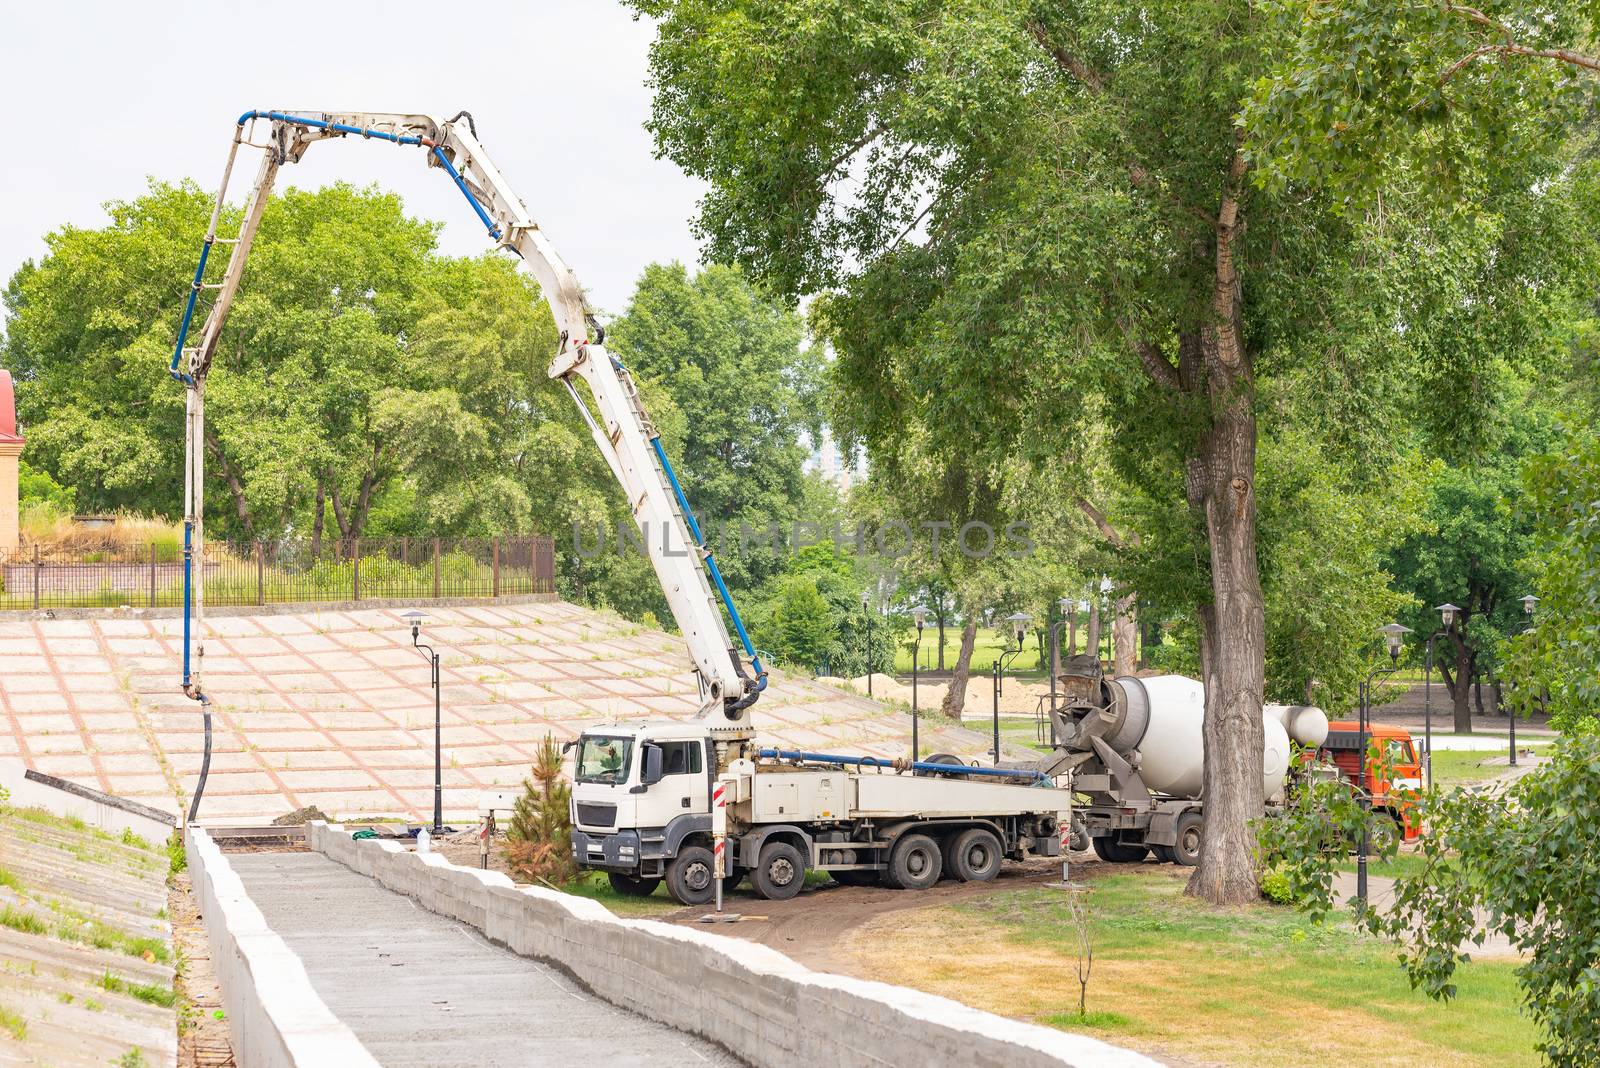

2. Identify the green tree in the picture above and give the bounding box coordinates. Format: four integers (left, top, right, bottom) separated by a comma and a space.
623, 0, 1563, 901
0, 181, 590, 547
1386, 426, 1545, 731
17, 461, 74, 514
606, 262, 821, 592
504, 734, 577, 886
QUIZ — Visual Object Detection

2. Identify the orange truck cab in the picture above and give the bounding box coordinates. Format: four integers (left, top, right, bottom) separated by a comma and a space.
1316, 722, 1422, 841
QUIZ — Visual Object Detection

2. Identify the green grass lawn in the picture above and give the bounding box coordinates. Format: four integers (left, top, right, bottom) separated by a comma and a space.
891, 626, 1055, 674
854, 867, 1538, 1068
1426, 749, 1512, 788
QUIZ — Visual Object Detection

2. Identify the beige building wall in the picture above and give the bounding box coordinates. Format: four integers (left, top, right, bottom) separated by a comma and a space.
0, 369, 20, 553
0, 442, 18, 552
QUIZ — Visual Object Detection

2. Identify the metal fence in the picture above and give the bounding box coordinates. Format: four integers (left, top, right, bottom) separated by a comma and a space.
0, 536, 556, 610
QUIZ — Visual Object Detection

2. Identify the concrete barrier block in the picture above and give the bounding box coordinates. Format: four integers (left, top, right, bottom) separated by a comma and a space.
188, 828, 381, 1068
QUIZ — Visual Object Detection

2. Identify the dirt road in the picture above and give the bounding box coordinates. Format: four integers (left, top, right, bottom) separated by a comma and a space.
662, 854, 1100, 971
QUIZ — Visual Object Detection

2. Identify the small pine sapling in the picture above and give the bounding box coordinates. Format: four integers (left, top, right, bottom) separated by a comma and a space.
503, 734, 577, 886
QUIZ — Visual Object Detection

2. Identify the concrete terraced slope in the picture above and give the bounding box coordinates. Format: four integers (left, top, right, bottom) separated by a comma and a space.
0, 805, 176, 1067
0, 600, 1021, 823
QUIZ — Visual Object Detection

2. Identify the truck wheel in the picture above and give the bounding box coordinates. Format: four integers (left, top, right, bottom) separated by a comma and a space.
1092, 836, 1150, 863
949, 828, 1003, 883
665, 845, 716, 906
722, 869, 745, 894
607, 872, 662, 897
885, 834, 943, 891
1366, 812, 1402, 854
1173, 812, 1204, 867
1149, 845, 1176, 864
752, 841, 806, 901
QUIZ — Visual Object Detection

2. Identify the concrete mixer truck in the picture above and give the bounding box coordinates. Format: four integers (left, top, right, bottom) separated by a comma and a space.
1038, 655, 1332, 865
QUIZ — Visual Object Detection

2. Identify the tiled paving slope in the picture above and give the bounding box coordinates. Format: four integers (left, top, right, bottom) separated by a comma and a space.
0, 601, 1017, 823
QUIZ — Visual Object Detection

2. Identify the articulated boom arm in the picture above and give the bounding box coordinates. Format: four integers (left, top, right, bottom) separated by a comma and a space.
169, 110, 764, 737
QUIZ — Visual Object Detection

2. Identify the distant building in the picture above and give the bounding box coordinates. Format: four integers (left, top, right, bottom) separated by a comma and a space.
806, 425, 867, 493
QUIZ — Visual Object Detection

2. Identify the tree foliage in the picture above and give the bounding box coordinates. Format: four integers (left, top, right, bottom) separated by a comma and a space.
504, 734, 577, 886
620, 0, 1589, 901
1369, 733, 1600, 1068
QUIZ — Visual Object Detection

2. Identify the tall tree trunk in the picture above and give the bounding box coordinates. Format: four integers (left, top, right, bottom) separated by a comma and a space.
940, 617, 979, 719
203, 432, 255, 539
1440, 636, 1474, 733
310, 483, 326, 558
1184, 338, 1266, 907
1067, 612, 1077, 656
1112, 593, 1138, 676
936, 606, 948, 671
1086, 599, 1102, 665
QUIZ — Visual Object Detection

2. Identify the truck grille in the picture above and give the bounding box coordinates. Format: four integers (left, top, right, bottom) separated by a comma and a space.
575, 802, 617, 829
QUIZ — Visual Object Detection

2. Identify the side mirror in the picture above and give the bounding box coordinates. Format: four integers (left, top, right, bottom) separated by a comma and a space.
639, 744, 664, 787
561, 739, 577, 755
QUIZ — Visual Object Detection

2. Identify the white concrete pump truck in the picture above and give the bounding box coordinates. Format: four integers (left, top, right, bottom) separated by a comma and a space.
166, 110, 1077, 902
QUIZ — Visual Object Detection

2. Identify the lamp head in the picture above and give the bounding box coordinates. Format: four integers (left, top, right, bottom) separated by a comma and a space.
1434, 602, 1460, 629
1379, 622, 1412, 662
912, 605, 928, 632
1520, 594, 1539, 617
1058, 596, 1072, 617
401, 609, 425, 639
1004, 611, 1032, 648
861, 591, 870, 611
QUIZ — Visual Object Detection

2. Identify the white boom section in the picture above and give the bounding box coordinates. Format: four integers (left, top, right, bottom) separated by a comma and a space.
171, 111, 756, 730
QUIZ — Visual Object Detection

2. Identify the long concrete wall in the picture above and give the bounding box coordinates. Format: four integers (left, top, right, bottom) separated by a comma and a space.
0, 757, 175, 841
186, 828, 381, 1068
307, 822, 1160, 1068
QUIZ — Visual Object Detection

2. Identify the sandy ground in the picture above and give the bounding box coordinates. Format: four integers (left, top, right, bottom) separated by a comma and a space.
170, 872, 235, 1068
661, 854, 1085, 970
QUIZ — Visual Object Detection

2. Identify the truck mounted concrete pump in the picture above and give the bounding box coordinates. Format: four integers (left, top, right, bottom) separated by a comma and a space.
164, 111, 1077, 907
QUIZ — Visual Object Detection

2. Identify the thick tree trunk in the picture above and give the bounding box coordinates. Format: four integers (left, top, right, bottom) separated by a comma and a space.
1184, 347, 1266, 906
941, 617, 979, 719
1067, 613, 1077, 656
1440, 637, 1474, 733
1086, 600, 1102, 665
1112, 593, 1138, 676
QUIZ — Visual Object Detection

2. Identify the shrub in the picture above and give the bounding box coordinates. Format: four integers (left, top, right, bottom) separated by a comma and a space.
503, 734, 576, 885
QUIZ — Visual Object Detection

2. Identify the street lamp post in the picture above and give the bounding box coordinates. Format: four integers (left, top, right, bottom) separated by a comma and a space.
991, 612, 1032, 764
861, 591, 873, 698
911, 605, 927, 761
1357, 622, 1411, 906
1422, 603, 1460, 790
401, 609, 445, 835
1512, 594, 1539, 767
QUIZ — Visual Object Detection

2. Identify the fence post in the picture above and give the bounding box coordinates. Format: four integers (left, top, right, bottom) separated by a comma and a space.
33, 543, 40, 610
149, 543, 157, 608
352, 538, 361, 602
433, 538, 441, 599
492, 538, 501, 599
256, 542, 266, 606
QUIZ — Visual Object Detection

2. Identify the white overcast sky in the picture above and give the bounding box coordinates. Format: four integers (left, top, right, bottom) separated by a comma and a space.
0, 0, 704, 319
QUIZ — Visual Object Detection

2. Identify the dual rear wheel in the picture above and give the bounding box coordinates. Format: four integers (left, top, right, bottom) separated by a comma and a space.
885, 828, 1003, 890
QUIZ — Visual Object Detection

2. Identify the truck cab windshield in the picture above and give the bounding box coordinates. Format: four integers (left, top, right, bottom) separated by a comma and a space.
576, 736, 633, 785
